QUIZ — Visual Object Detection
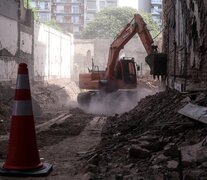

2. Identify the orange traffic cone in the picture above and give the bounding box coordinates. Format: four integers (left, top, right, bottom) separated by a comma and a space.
0, 63, 52, 176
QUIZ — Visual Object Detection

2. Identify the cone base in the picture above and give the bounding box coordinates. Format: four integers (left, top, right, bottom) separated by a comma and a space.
0, 163, 52, 177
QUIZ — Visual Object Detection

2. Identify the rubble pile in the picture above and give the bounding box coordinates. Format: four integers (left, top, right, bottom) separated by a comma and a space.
83, 90, 207, 180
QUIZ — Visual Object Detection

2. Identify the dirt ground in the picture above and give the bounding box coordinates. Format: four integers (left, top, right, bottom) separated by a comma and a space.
0, 78, 157, 179
82, 90, 207, 180
3, 78, 207, 180
0, 79, 107, 180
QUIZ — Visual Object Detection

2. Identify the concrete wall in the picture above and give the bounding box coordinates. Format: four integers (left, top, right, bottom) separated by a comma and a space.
0, 16, 18, 55
0, 0, 19, 82
34, 22, 74, 81
0, 0, 18, 20
163, 0, 207, 92
0, 0, 74, 82
74, 38, 149, 79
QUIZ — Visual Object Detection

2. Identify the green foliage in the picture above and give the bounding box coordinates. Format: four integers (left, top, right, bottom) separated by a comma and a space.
44, 19, 62, 31
23, 0, 39, 21
81, 7, 160, 39
23, 0, 32, 8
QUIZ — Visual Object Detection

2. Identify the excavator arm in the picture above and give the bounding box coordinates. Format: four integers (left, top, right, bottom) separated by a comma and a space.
105, 14, 158, 80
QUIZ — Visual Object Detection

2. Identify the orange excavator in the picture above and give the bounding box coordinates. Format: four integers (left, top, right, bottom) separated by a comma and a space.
78, 14, 167, 106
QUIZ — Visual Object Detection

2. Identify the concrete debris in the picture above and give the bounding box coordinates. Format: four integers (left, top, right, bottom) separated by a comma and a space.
1, 79, 207, 179
178, 103, 207, 124
82, 90, 207, 179
167, 160, 178, 170
129, 145, 151, 159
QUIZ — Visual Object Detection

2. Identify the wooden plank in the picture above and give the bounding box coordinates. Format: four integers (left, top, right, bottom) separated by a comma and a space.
0, 114, 72, 142
178, 103, 207, 124
36, 114, 72, 133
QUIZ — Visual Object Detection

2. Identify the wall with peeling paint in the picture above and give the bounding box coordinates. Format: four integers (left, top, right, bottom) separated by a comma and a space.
163, 0, 207, 92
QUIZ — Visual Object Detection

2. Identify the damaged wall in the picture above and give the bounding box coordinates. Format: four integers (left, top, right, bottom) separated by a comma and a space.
0, 0, 74, 82
163, 0, 207, 92
0, 0, 34, 82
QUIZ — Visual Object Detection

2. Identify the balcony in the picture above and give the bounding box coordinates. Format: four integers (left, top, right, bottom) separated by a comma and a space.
54, 11, 81, 15
37, 8, 51, 12
151, 0, 162, 5
54, 0, 81, 4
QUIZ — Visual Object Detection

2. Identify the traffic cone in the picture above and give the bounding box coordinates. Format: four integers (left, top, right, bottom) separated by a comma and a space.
0, 63, 52, 176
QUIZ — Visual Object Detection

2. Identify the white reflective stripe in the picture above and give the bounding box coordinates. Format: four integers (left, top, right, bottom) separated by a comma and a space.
16, 74, 30, 89
12, 100, 33, 116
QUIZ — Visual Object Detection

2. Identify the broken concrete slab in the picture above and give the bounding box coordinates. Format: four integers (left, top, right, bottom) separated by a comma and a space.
178, 103, 207, 124
167, 160, 178, 170
129, 145, 151, 159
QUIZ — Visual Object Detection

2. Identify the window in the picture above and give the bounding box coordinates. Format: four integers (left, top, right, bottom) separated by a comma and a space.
151, 6, 160, 14
30, 2, 36, 8
73, 26, 80, 33
56, 0, 70, 2
56, 15, 64, 23
107, 1, 117, 7
39, 13, 51, 21
86, 13, 94, 20
100, 1, 105, 9
72, 6, 79, 13
71, 16, 80, 24
39, 2, 45, 10
87, 1, 96, 10
57, 5, 64, 12
151, 0, 162, 4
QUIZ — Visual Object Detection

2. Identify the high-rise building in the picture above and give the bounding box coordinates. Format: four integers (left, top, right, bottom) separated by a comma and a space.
137, 0, 162, 29
30, 0, 85, 37
30, 0, 118, 36
150, 0, 162, 28
137, 0, 150, 12
31, 0, 52, 22
85, 0, 118, 24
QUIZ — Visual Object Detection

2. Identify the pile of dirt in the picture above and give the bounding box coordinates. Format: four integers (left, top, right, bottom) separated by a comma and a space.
82, 90, 207, 180
0, 84, 14, 136
0, 80, 80, 135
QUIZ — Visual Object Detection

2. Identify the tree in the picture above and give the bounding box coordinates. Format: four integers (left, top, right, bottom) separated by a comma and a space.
81, 7, 160, 39
44, 19, 62, 31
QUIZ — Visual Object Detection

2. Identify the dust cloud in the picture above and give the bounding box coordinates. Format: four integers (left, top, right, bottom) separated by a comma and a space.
81, 86, 158, 116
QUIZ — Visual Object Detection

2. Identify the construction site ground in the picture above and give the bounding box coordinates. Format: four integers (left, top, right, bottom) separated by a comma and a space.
0, 78, 207, 180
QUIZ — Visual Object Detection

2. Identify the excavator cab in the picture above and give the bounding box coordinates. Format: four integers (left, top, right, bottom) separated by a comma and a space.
117, 57, 137, 85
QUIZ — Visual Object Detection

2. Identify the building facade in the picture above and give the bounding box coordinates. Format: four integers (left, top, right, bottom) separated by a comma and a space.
137, 0, 162, 29
30, 0, 118, 36
150, 0, 162, 28
31, 0, 85, 37
85, 0, 118, 24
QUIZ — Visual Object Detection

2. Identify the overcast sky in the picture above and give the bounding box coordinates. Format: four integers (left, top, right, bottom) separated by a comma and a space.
118, 0, 138, 10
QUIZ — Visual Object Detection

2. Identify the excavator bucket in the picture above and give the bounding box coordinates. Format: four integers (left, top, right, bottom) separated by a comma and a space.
145, 53, 167, 79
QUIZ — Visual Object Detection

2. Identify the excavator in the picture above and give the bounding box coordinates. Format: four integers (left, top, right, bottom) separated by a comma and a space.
77, 13, 167, 106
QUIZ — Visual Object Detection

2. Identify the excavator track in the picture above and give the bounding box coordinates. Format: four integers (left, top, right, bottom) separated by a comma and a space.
77, 91, 99, 107
77, 90, 138, 108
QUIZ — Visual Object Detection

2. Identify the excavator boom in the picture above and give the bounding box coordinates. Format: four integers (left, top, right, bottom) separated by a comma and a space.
105, 14, 157, 80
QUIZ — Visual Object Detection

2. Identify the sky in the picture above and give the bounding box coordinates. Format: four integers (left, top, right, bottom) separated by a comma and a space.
118, 0, 138, 10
